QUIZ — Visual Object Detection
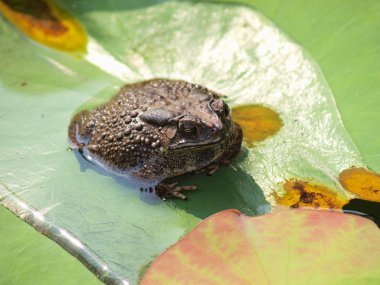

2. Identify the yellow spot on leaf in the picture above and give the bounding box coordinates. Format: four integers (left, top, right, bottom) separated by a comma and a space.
0, 0, 86, 52
231, 104, 282, 147
276, 180, 348, 210
339, 167, 380, 203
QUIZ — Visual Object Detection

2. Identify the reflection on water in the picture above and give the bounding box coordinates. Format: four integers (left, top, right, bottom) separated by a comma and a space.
74, 146, 271, 218
167, 149, 271, 219
74, 149, 161, 206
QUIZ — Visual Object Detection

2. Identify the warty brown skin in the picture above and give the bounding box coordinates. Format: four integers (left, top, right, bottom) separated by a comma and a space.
68, 79, 242, 199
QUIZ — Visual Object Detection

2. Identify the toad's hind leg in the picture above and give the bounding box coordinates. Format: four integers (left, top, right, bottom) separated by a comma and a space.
205, 122, 243, 176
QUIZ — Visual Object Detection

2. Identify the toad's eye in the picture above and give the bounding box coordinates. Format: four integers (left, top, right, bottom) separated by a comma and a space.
179, 121, 199, 138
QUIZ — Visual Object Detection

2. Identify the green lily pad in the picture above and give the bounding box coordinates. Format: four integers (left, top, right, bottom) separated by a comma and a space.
0, 1, 374, 284
0, 206, 100, 285
248, 0, 380, 173
141, 209, 380, 285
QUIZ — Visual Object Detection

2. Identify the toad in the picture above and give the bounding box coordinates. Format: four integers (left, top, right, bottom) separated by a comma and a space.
68, 79, 242, 199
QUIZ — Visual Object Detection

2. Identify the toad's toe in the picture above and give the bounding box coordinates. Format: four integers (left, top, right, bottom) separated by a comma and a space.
154, 182, 197, 200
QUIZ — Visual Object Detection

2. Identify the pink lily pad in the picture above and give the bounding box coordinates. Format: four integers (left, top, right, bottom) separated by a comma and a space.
141, 209, 380, 285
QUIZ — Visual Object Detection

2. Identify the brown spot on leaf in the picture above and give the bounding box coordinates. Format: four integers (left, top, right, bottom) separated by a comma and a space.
0, 0, 87, 52
231, 104, 282, 147
2, 0, 68, 36
276, 179, 348, 210
339, 167, 380, 203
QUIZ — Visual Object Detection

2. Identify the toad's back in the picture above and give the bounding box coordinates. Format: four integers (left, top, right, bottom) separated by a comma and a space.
68, 79, 242, 188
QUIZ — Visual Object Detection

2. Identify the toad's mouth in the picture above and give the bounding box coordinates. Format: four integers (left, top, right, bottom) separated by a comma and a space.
171, 135, 228, 150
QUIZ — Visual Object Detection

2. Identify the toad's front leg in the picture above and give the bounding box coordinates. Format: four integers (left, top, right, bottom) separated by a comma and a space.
204, 122, 243, 175
153, 182, 197, 200
133, 156, 199, 200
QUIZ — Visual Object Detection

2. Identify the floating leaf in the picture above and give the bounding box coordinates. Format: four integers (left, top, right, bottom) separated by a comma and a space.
141, 209, 380, 285
0, 206, 100, 285
0, 0, 375, 284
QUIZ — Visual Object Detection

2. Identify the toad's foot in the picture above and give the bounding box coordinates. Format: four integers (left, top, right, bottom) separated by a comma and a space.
142, 182, 197, 200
